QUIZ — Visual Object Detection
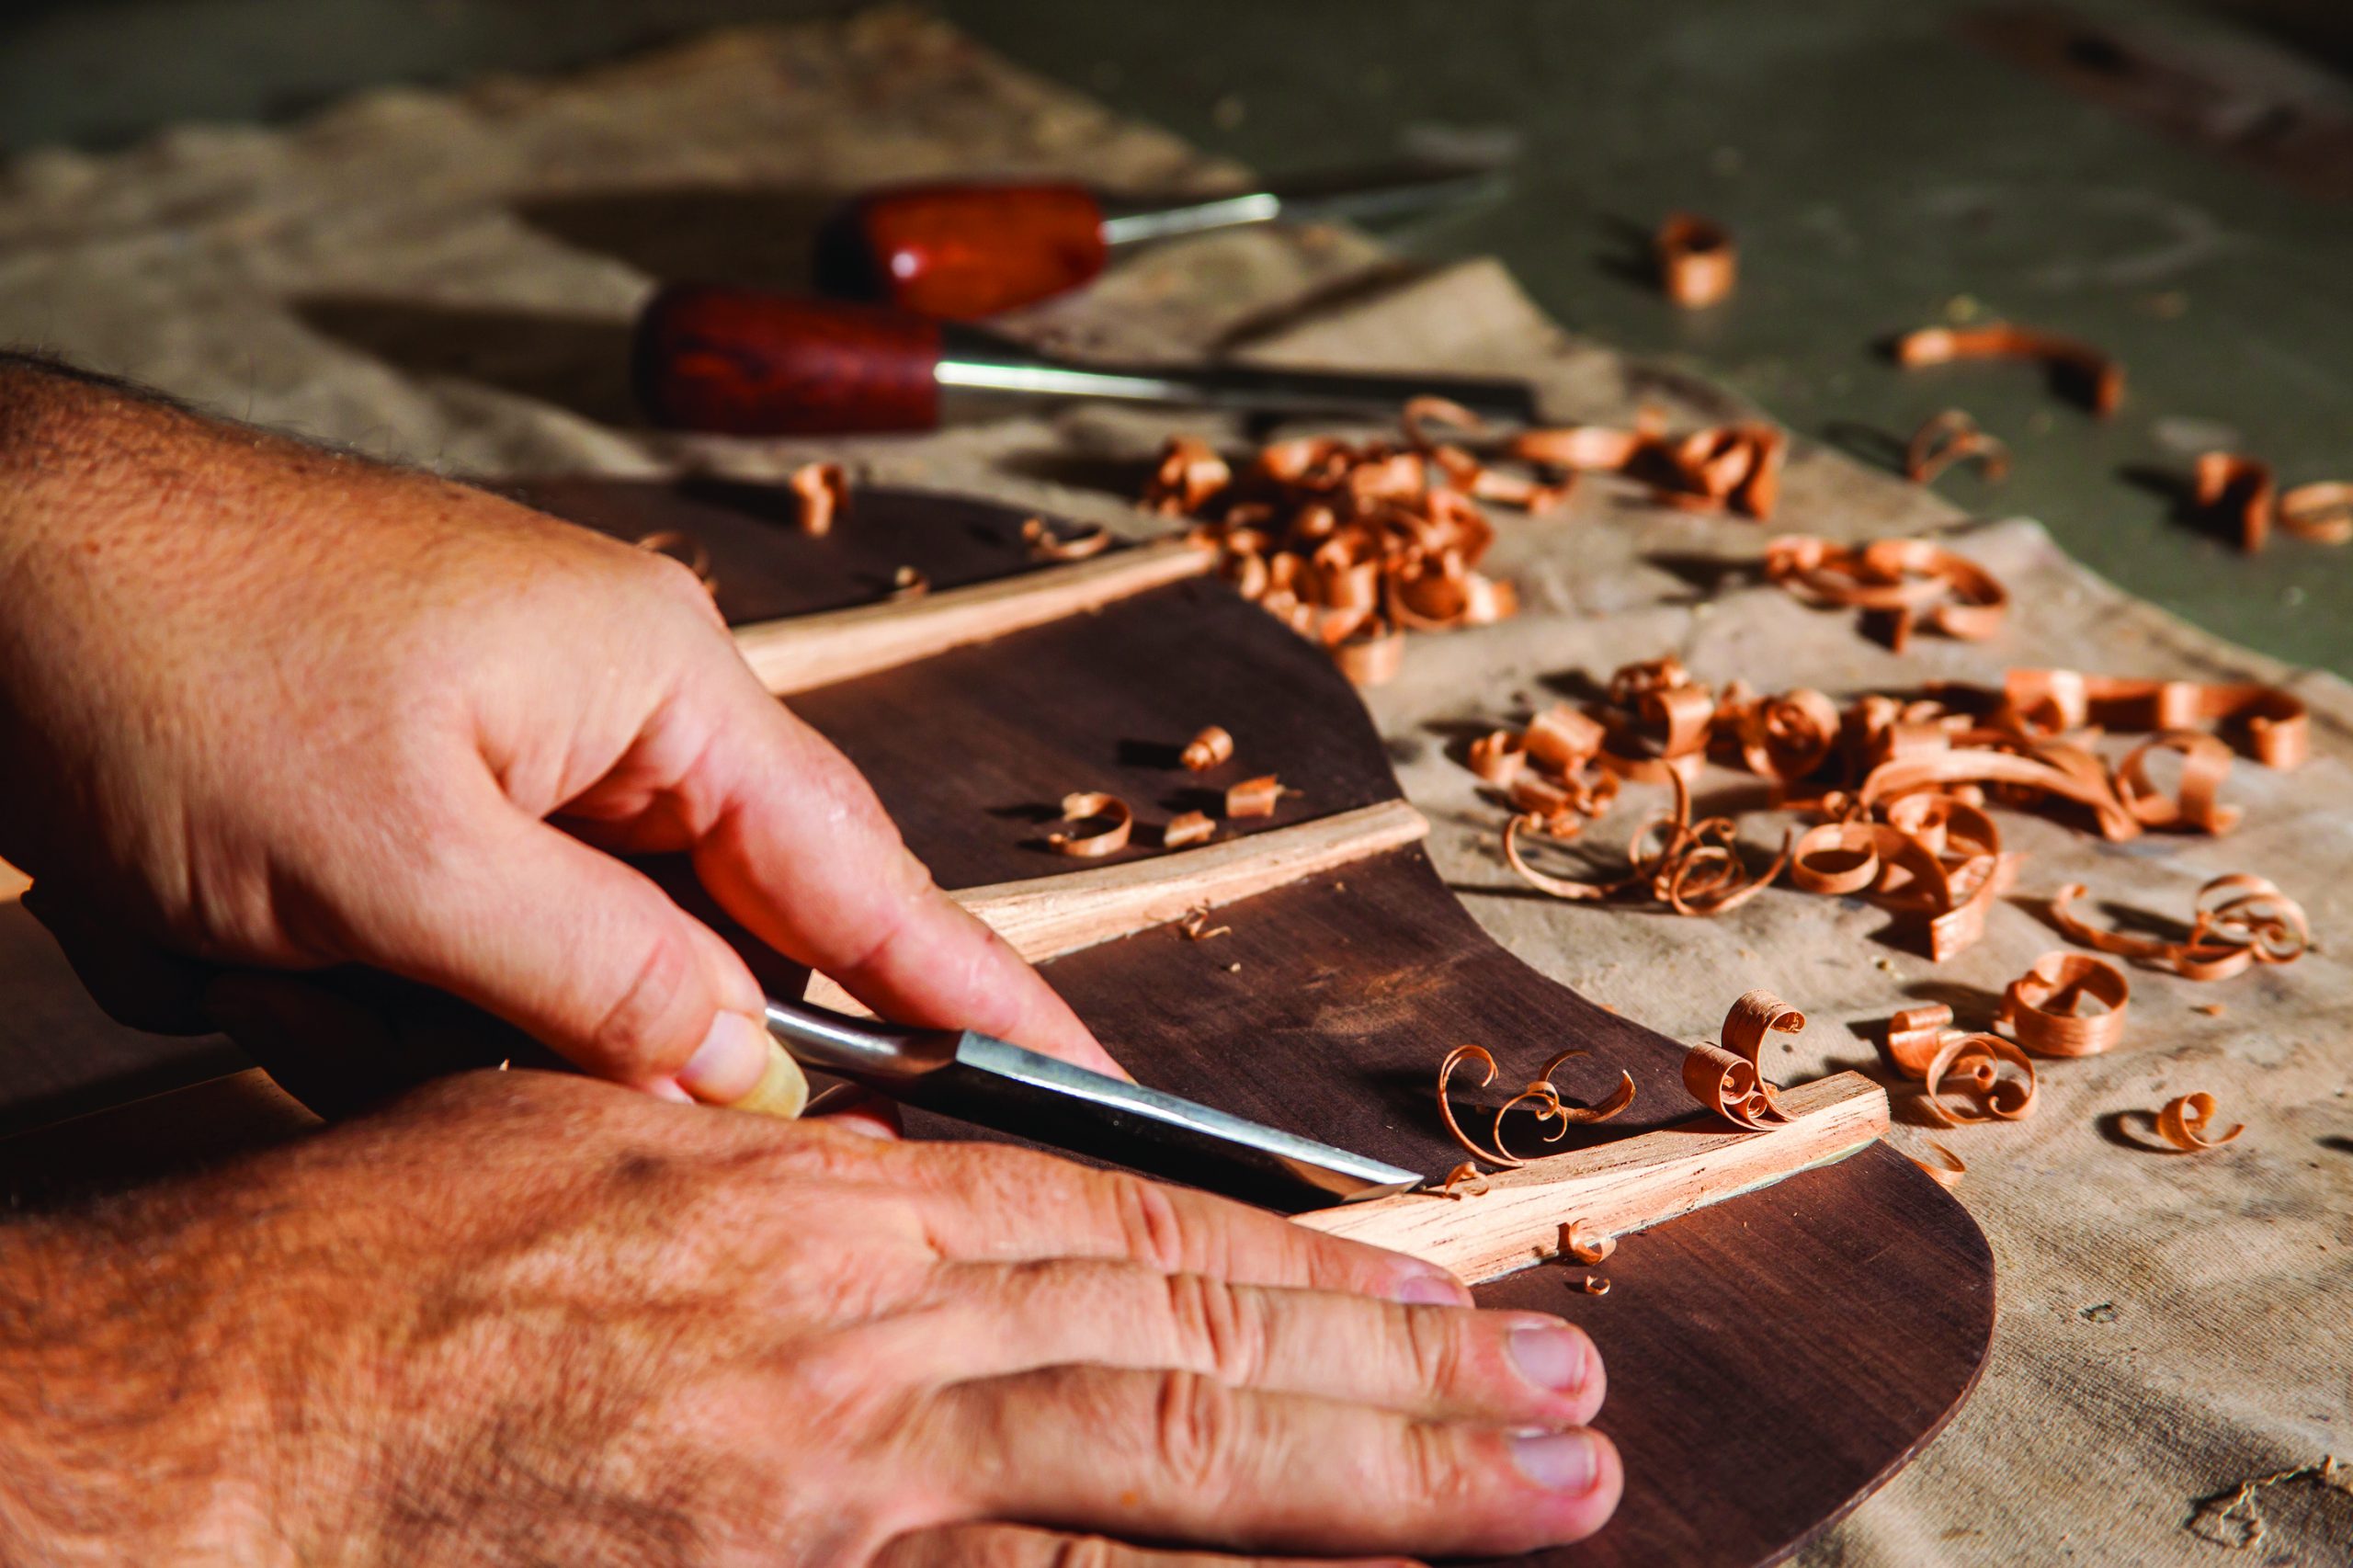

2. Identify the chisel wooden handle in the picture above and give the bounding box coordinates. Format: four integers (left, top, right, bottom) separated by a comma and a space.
814, 182, 1108, 321
634, 288, 944, 435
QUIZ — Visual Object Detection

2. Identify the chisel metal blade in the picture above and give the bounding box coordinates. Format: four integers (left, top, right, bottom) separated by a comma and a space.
764, 999, 1424, 1212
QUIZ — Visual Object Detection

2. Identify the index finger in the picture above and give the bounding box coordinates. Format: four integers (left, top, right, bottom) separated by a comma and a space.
687, 660, 1120, 1077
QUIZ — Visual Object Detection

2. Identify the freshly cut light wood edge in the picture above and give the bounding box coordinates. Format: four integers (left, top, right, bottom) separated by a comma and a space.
1295, 1072, 1891, 1284
803, 801, 1428, 1015
734, 538, 1214, 696
0, 858, 27, 902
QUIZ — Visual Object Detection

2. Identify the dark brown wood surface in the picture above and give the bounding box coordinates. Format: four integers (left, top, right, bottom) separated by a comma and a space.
0, 478, 1995, 1567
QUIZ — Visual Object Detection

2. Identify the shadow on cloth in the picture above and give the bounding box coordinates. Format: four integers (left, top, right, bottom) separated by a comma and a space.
291, 295, 640, 426
512, 185, 843, 291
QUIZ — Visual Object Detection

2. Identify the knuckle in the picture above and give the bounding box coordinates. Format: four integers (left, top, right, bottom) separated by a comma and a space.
588, 921, 699, 1074
1161, 1274, 1265, 1385
1395, 1420, 1476, 1513
1047, 1536, 1122, 1568
1108, 1176, 1189, 1275
1151, 1369, 1242, 1495
1397, 1305, 1469, 1398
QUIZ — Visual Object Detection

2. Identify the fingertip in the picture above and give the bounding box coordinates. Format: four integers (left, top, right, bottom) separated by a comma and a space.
1507, 1426, 1623, 1545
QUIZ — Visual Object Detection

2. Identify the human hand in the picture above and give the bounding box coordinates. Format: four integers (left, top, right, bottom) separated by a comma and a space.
0, 1072, 1620, 1564
0, 356, 1108, 1107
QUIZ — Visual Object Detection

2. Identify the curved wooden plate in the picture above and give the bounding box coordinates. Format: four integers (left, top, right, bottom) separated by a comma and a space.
522, 477, 1996, 1568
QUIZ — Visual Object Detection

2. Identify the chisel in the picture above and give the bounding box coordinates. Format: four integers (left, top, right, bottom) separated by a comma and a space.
762, 995, 1424, 1212
813, 163, 1507, 319
632, 289, 1537, 436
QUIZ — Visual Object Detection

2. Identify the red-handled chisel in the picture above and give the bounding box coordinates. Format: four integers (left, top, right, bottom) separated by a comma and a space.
632, 289, 1537, 437
813, 162, 1507, 320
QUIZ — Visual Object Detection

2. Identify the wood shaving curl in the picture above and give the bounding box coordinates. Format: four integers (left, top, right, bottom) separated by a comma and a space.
1224, 775, 1293, 820
1764, 534, 2009, 649
1161, 810, 1216, 849
1907, 1141, 1968, 1188
1885, 1003, 1957, 1078
1437, 1044, 1636, 1171
1579, 1275, 1612, 1297
1682, 990, 1802, 1129
2195, 452, 2277, 552
1021, 515, 1111, 561
1921, 1031, 2039, 1125
1561, 1219, 1617, 1265
1179, 725, 1234, 771
1045, 791, 1132, 858
1893, 323, 2123, 415
2049, 875, 2308, 982
1999, 950, 2130, 1058
1905, 410, 2010, 485
2155, 1092, 2244, 1152
2280, 481, 2353, 545
1438, 1162, 1491, 1199
1654, 212, 1736, 308
789, 461, 849, 536
1177, 904, 1231, 943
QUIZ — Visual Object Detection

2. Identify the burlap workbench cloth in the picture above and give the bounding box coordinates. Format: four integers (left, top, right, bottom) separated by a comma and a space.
1, 9, 2346, 1562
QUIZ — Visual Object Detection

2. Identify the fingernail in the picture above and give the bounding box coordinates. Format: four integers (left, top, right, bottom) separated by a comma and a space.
676, 1011, 771, 1104
1511, 1429, 1604, 1494
1508, 1324, 1589, 1393
1392, 1269, 1473, 1307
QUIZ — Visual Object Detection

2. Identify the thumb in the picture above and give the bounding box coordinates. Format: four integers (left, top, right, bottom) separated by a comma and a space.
352, 806, 808, 1115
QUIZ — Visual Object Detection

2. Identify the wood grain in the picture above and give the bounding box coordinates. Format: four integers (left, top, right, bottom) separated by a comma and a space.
1299, 1072, 1890, 1283
804, 801, 1428, 1014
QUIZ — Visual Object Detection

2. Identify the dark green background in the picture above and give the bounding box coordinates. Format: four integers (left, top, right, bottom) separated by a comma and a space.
6, 0, 2349, 671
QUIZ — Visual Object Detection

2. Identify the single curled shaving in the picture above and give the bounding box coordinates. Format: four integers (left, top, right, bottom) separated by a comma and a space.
2049, 876, 2308, 982
1561, 1219, 1617, 1265
1921, 1032, 2038, 1125
2155, 1092, 2244, 1152
1906, 410, 2010, 485
1021, 515, 1111, 561
1908, 1142, 1967, 1188
789, 461, 849, 536
1225, 775, 1290, 819
1886, 1004, 1958, 1079
1045, 791, 1132, 858
1655, 212, 1736, 308
2000, 951, 2129, 1057
1893, 323, 2123, 415
1180, 725, 1234, 771
1161, 811, 1216, 849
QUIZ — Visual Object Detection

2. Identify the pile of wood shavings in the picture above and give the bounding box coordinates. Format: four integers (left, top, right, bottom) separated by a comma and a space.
1469, 656, 2310, 961
1141, 400, 1788, 687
